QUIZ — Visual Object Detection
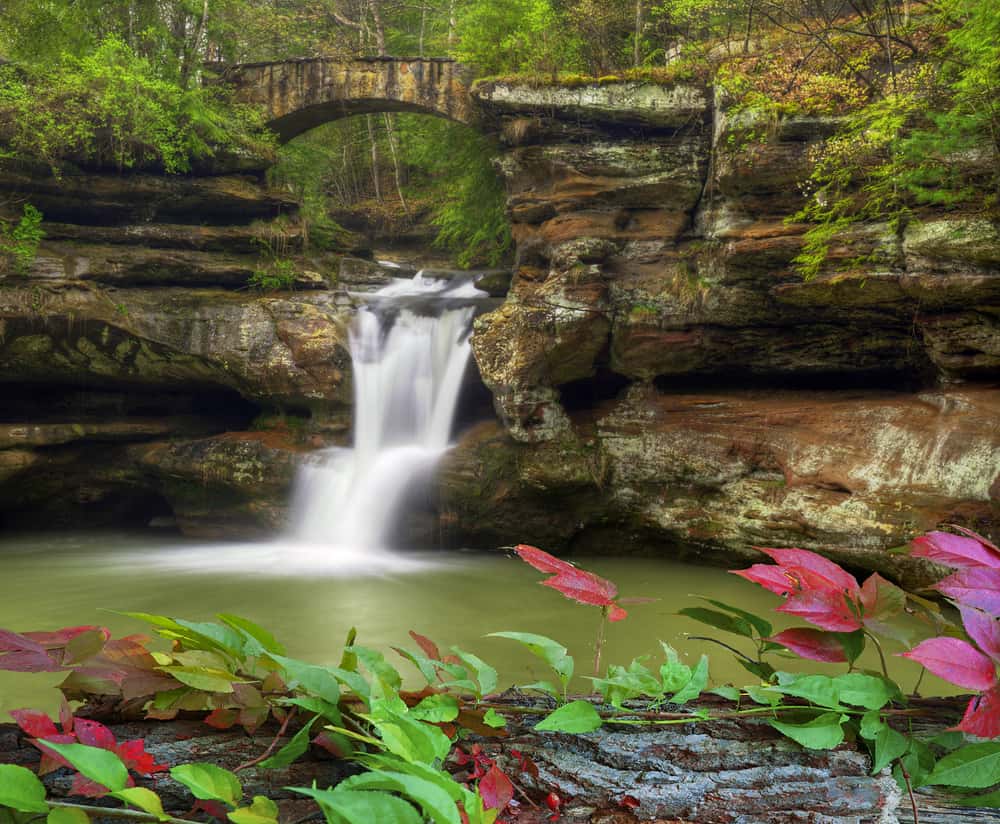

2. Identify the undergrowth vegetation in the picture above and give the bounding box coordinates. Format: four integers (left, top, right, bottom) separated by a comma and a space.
3, 530, 1000, 821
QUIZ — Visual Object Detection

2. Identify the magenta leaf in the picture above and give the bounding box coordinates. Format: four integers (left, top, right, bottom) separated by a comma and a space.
516, 544, 631, 618
730, 564, 797, 595
769, 628, 848, 663
956, 684, 1000, 739
959, 605, 1000, 664
74, 719, 117, 750
0, 629, 48, 653
936, 567, 1000, 614
478, 764, 515, 811
902, 637, 997, 691
911, 531, 1000, 570
777, 590, 862, 632
760, 548, 860, 594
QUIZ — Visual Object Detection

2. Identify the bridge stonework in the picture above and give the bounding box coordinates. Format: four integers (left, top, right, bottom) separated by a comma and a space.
219, 57, 479, 142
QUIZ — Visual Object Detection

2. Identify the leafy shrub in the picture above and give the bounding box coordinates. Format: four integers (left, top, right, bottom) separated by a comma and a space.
0, 203, 44, 275
0, 37, 274, 173
248, 258, 297, 291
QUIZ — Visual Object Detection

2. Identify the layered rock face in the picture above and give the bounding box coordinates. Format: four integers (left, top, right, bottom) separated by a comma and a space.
441, 80, 1000, 572
0, 162, 360, 536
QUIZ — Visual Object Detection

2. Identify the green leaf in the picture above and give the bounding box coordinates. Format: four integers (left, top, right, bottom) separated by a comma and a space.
872, 724, 910, 774
111, 788, 169, 821
290, 787, 423, 824
47, 808, 89, 824
832, 630, 866, 665
956, 790, 1000, 808
228, 796, 279, 824
336, 772, 461, 824
63, 629, 108, 665
349, 646, 402, 691
859, 709, 885, 740
365, 706, 452, 764
658, 643, 692, 693
745, 685, 780, 706
217, 615, 285, 656
926, 742, 1000, 789
672, 655, 709, 704
534, 700, 602, 733
259, 717, 318, 770
712, 686, 741, 701
483, 709, 507, 729
768, 673, 842, 709
281, 696, 342, 726
160, 666, 237, 694
267, 654, 343, 706
393, 647, 439, 684
832, 673, 899, 710
770, 712, 847, 750
519, 680, 561, 700
737, 659, 776, 682
409, 695, 460, 723
170, 763, 243, 807
450, 647, 498, 697
678, 607, 754, 638
486, 632, 573, 685
0, 765, 49, 813
697, 598, 772, 637
42, 742, 128, 792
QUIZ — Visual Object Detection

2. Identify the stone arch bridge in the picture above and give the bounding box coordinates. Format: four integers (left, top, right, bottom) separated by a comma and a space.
217, 57, 478, 142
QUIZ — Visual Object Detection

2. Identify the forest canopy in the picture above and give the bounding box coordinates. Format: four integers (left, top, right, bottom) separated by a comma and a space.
0, 0, 996, 267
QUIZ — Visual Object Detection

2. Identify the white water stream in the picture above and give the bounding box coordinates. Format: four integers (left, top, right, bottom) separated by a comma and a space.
291, 272, 485, 550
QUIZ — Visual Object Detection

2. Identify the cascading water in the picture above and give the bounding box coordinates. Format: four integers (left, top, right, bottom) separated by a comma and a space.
291, 272, 485, 550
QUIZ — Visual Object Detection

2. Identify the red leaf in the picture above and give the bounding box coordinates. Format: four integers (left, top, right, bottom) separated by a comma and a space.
236, 706, 270, 734
0, 650, 63, 672
59, 699, 75, 735
479, 765, 515, 811
70, 774, 111, 798
759, 548, 860, 595
312, 731, 353, 758
204, 708, 239, 730
34, 734, 78, 772
74, 718, 117, 750
409, 630, 443, 661
769, 628, 849, 663
902, 637, 997, 691
115, 739, 168, 774
516, 545, 619, 607
956, 684, 1000, 739
193, 800, 230, 820
10, 709, 60, 739
911, 531, 1000, 570
620, 795, 640, 810
607, 605, 628, 622
960, 605, 1000, 664
730, 564, 797, 595
777, 591, 862, 632
936, 567, 1000, 614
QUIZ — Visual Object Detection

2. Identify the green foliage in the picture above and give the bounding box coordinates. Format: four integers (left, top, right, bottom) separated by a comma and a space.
0, 36, 273, 173
248, 258, 297, 291
0, 204, 44, 275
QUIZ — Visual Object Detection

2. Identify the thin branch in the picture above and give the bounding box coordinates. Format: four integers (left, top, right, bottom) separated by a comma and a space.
234, 708, 296, 772
47, 802, 191, 824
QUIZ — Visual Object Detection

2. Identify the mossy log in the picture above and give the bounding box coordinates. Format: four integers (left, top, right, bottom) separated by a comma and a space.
0, 697, 996, 824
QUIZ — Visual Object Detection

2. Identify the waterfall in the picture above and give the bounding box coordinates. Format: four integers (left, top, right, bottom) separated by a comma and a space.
291, 272, 484, 549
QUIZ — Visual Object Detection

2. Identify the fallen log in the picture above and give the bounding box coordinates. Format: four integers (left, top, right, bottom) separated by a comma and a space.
0, 697, 995, 824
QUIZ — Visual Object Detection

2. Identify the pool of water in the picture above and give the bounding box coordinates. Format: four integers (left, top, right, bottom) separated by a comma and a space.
0, 530, 942, 719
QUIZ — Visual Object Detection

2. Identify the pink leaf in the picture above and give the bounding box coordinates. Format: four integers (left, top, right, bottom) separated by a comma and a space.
0, 629, 47, 654
24, 626, 108, 650
515, 545, 577, 575
769, 628, 848, 663
34, 734, 78, 773
956, 684, 1000, 739
607, 605, 628, 622
478, 764, 515, 811
936, 567, 1000, 613
778, 591, 862, 632
959, 605, 1000, 664
10, 709, 60, 739
951, 526, 1000, 553
760, 548, 860, 595
911, 531, 1000, 569
902, 637, 997, 691
730, 564, 798, 595
517, 545, 619, 606
74, 719, 117, 750
0, 650, 63, 672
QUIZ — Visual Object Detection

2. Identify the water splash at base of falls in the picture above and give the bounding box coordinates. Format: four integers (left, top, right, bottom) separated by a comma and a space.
290, 272, 484, 551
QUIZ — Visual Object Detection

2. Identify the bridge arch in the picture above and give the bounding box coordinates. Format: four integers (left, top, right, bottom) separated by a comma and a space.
219, 57, 479, 143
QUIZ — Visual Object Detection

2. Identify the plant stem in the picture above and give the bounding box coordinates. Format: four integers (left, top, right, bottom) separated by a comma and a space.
865, 631, 890, 680
911, 666, 926, 698
235, 707, 296, 771
47, 802, 191, 824
686, 635, 758, 663
897, 758, 920, 824
593, 610, 607, 677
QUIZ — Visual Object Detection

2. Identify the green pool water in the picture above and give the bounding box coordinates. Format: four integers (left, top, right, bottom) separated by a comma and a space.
0, 530, 943, 720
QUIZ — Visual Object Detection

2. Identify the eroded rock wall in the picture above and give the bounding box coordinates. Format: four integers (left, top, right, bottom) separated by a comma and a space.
440, 80, 1000, 572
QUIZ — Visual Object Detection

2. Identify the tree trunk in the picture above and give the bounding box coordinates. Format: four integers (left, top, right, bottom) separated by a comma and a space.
2, 697, 997, 823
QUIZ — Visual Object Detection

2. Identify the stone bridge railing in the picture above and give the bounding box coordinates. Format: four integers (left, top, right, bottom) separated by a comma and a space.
216, 56, 478, 142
